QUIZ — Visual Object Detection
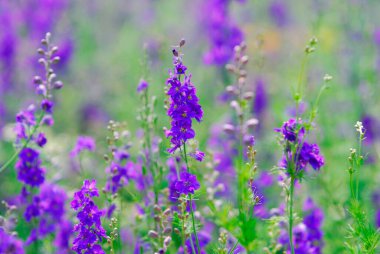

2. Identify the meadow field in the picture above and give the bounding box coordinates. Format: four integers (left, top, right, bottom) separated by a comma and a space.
0, 1, 379, 253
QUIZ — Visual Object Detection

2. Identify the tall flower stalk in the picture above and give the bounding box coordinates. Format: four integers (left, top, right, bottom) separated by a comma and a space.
165, 39, 203, 253
0, 32, 64, 174
344, 122, 380, 253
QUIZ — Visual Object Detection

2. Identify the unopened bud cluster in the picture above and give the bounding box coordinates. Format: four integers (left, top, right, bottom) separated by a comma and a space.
149, 205, 172, 254
34, 33, 63, 115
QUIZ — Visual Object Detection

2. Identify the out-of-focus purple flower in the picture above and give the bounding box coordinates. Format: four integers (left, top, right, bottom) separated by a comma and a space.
80, 103, 109, 132
268, 0, 289, 27
23, 0, 69, 39
15, 148, 45, 187
0, 228, 25, 254
105, 161, 137, 194
189, 150, 205, 161
36, 132, 47, 147
373, 28, 380, 47
279, 198, 324, 253
70, 136, 96, 158
361, 114, 379, 145
179, 231, 211, 254
166, 54, 203, 153
55, 220, 73, 253
137, 79, 149, 93
71, 179, 106, 254
253, 78, 268, 119
41, 99, 54, 113
24, 183, 68, 244
202, 0, 244, 66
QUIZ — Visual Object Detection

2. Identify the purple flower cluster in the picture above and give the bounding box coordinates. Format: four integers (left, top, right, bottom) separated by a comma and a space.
24, 183, 70, 248
279, 198, 324, 253
15, 148, 45, 187
202, 0, 244, 66
105, 160, 137, 194
277, 119, 324, 173
71, 179, 106, 254
166, 55, 203, 153
0, 228, 25, 254
169, 171, 200, 203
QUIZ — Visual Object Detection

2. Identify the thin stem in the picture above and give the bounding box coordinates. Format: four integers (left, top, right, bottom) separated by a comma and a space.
295, 53, 308, 115
288, 177, 295, 254
228, 240, 239, 254
183, 143, 189, 172
182, 143, 201, 253
0, 112, 45, 174
189, 194, 201, 253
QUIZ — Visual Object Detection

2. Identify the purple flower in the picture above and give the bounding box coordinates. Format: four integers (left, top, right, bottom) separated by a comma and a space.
36, 132, 47, 147
0, 228, 25, 254
268, 0, 289, 27
361, 114, 379, 145
105, 161, 137, 194
280, 142, 324, 172
276, 118, 304, 143
202, 0, 245, 66
70, 136, 96, 158
374, 27, 380, 47
189, 150, 205, 162
55, 220, 73, 253
41, 99, 54, 113
15, 148, 45, 187
71, 179, 106, 254
25, 184, 68, 244
172, 172, 200, 196
253, 78, 268, 119
166, 55, 203, 153
278, 198, 324, 253
137, 79, 149, 93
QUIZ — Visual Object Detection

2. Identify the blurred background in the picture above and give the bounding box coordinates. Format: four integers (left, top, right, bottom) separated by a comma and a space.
1, 0, 380, 253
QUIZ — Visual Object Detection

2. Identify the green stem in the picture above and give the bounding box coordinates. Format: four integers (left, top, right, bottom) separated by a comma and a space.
182, 143, 200, 253
0, 112, 45, 174
189, 194, 201, 253
288, 177, 295, 254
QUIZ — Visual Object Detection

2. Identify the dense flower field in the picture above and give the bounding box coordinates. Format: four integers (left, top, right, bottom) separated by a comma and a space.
0, 1, 380, 253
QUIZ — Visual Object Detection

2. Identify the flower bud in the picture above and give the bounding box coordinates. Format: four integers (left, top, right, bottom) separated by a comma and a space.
243, 91, 254, 100
148, 230, 159, 238
33, 76, 42, 84
223, 124, 235, 134
179, 39, 186, 47
54, 80, 63, 90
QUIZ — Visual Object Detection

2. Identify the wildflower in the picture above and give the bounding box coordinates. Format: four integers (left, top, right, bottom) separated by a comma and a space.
189, 150, 205, 162
36, 133, 47, 147
70, 136, 96, 158
171, 172, 200, 196
25, 183, 68, 244
166, 50, 203, 153
202, 0, 244, 66
71, 180, 106, 254
137, 79, 149, 93
0, 229, 25, 254
276, 118, 304, 143
15, 148, 45, 187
